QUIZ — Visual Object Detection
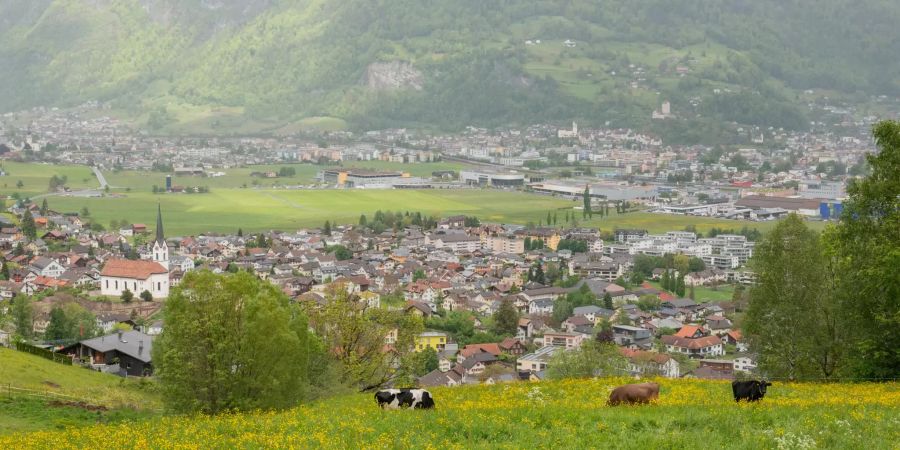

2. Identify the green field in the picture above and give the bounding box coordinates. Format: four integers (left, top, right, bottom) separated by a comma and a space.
0, 162, 97, 197
43, 187, 820, 236
102, 161, 466, 192
645, 281, 736, 303
3, 377, 897, 448
47, 189, 575, 235
0, 348, 160, 434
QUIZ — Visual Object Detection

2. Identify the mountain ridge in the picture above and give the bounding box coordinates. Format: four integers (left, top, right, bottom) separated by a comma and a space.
1, 0, 898, 134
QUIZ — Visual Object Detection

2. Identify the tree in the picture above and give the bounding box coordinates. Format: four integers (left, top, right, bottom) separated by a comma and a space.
830, 120, 900, 379
661, 268, 671, 291
413, 269, 426, 282
327, 245, 352, 261
120, 289, 134, 303
323, 220, 331, 236
44, 306, 69, 341
688, 257, 706, 272
153, 271, 330, 413
492, 299, 519, 336
582, 186, 592, 218
140, 290, 153, 302
303, 285, 422, 391
523, 237, 532, 251
359, 214, 367, 227
545, 341, 626, 379
636, 295, 661, 312
81, 206, 90, 217
674, 273, 686, 297
552, 299, 574, 325
21, 210, 36, 240
40, 199, 48, 215
745, 214, 842, 381
689, 284, 696, 300
602, 292, 613, 310
11, 295, 33, 339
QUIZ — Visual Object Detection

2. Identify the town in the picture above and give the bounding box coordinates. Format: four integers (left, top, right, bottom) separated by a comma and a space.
3, 196, 757, 384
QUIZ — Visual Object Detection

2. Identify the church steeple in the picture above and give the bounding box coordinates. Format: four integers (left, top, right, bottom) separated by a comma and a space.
155, 203, 165, 246
153, 204, 169, 270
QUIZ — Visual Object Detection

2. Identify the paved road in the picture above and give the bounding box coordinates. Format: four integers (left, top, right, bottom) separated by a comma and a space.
92, 166, 109, 189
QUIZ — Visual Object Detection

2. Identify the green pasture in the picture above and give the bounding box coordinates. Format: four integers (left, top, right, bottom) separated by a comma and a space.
44, 188, 814, 237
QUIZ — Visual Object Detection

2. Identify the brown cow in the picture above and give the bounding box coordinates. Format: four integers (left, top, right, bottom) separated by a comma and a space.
607, 382, 660, 406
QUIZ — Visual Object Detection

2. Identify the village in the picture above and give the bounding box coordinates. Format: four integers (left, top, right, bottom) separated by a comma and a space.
0, 199, 757, 386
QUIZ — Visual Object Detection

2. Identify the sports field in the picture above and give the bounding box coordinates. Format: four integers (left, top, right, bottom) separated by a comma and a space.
43, 188, 810, 236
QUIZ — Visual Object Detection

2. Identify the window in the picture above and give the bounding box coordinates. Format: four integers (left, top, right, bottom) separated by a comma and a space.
115, 280, 118, 289
105, 280, 109, 289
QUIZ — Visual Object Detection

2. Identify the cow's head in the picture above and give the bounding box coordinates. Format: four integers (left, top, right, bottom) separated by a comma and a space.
758, 380, 772, 395
375, 391, 396, 405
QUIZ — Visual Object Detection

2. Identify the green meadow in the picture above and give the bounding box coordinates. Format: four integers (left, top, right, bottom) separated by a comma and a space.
0, 162, 97, 197
44, 188, 811, 236
3, 377, 897, 448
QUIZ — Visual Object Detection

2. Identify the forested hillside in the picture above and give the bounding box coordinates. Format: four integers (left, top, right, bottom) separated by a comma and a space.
1, 0, 898, 133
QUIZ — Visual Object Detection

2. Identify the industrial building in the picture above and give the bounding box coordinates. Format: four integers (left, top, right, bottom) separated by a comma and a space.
459, 170, 526, 187
319, 169, 430, 188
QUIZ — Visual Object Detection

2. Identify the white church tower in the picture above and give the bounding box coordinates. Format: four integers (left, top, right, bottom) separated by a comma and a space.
152, 204, 169, 270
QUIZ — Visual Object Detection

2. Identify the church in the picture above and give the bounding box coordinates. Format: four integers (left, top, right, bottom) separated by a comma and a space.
100, 205, 170, 299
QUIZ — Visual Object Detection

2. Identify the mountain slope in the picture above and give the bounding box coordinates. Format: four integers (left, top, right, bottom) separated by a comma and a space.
1, 0, 898, 133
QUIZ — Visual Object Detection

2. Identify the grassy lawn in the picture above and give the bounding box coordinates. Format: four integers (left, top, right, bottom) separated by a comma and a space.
645, 281, 735, 303
0, 161, 97, 197
3, 377, 897, 448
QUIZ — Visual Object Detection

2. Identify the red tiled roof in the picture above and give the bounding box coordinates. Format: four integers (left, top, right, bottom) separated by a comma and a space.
460, 343, 501, 358
100, 259, 167, 280
675, 325, 704, 338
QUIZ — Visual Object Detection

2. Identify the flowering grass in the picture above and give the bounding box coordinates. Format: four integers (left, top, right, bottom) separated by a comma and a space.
3, 377, 897, 449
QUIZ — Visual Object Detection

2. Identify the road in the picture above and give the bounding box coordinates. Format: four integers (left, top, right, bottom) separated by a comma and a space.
92, 166, 109, 189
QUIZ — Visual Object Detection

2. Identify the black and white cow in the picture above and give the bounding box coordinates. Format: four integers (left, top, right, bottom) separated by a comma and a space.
732, 380, 772, 402
375, 389, 435, 410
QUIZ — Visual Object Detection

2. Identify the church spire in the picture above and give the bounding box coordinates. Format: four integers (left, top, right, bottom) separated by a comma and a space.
155, 203, 165, 245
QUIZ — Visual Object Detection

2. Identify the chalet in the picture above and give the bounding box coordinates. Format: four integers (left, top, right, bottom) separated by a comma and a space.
68, 330, 155, 377
621, 349, 680, 378
499, 338, 526, 356
661, 335, 724, 358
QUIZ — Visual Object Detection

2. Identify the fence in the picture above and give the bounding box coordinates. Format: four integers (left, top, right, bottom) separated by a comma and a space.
2, 384, 83, 403
13, 342, 73, 366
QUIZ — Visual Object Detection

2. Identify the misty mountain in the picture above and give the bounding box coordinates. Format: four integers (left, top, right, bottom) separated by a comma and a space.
1, 0, 898, 133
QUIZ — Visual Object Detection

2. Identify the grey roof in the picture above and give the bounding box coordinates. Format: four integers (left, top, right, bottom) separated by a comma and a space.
80, 330, 155, 363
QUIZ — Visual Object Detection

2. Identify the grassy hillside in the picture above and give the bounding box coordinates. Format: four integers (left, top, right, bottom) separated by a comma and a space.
2, 377, 897, 448
1, 0, 898, 134
0, 347, 160, 409
0, 347, 161, 434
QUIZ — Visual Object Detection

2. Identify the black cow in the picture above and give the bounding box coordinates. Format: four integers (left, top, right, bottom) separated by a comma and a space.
375, 388, 435, 410
732, 380, 772, 402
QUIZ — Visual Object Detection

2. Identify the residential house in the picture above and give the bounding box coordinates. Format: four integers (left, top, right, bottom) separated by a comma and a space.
661, 335, 725, 358
415, 331, 448, 352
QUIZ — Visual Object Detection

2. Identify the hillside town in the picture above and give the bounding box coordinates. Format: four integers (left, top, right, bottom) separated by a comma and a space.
0, 201, 757, 385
